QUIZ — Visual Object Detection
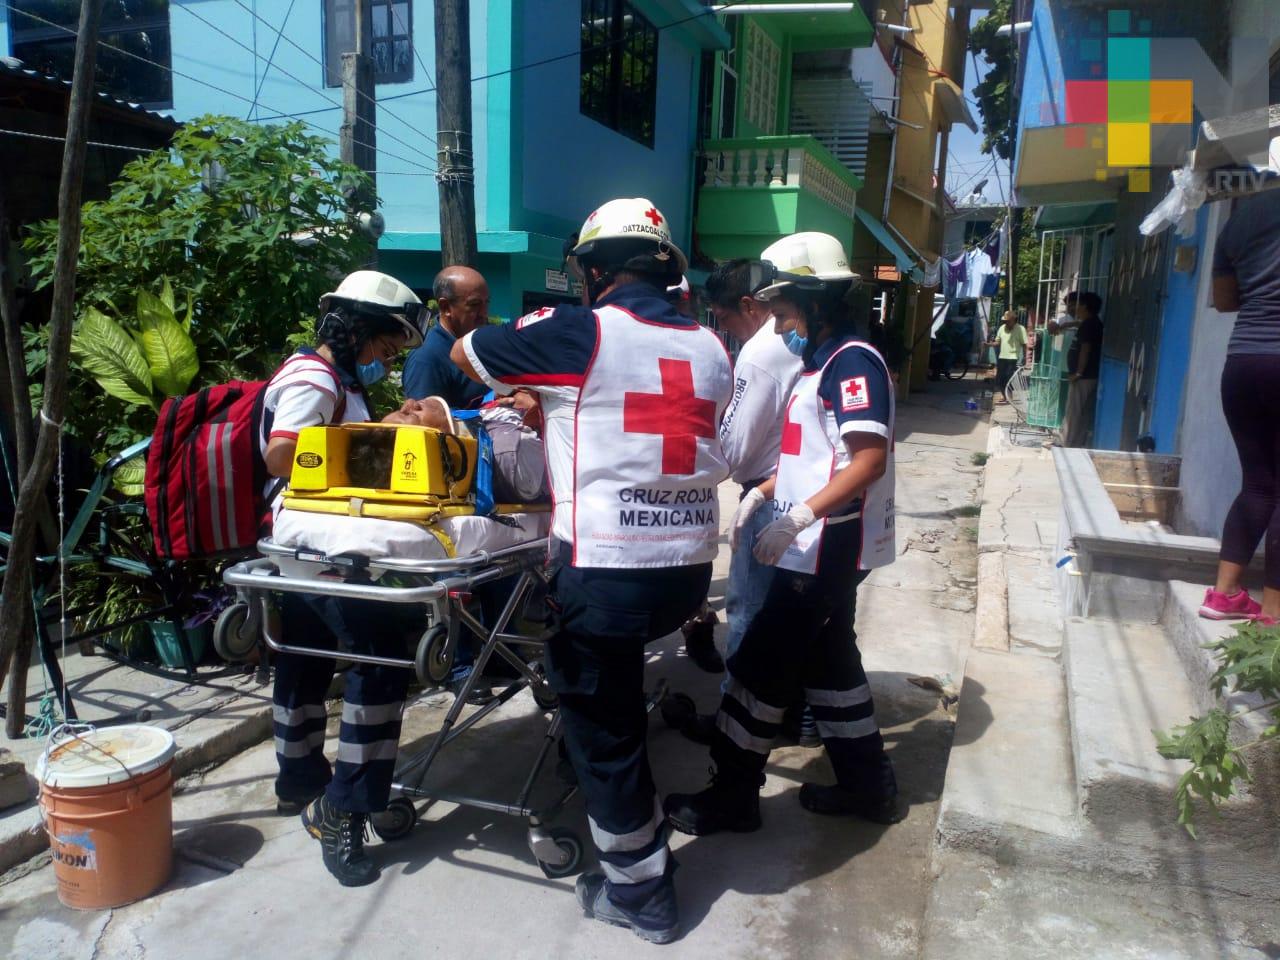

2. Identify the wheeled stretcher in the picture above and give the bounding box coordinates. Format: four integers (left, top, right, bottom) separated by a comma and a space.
218, 505, 605, 877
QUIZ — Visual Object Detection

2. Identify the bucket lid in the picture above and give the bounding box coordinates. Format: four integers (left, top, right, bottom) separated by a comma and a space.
36, 725, 176, 789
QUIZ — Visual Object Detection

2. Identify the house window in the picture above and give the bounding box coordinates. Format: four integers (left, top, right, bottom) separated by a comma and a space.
580, 0, 659, 148
9, 0, 172, 108
742, 21, 780, 135
324, 0, 413, 87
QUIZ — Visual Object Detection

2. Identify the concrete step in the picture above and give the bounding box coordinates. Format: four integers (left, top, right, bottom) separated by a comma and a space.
935, 649, 1083, 862
1060, 616, 1280, 898
1061, 618, 1193, 823
1163, 579, 1280, 800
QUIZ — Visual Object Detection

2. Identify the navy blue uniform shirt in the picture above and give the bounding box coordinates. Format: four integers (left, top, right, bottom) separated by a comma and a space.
465, 282, 699, 386
812, 336, 893, 438
403, 322, 489, 407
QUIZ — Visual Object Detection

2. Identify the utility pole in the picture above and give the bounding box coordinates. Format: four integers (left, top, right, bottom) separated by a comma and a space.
0, 0, 104, 736
1006, 0, 1019, 316
340, 0, 378, 267
435, 0, 478, 266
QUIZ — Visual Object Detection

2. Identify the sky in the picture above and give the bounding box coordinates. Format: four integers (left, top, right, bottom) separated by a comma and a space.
944, 8, 1013, 206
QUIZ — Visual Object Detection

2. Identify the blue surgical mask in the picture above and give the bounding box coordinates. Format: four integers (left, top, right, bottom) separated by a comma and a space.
782, 329, 808, 357
356, 359, 386, 386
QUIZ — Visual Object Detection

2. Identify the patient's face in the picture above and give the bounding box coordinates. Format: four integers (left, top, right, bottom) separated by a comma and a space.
383, 399, 449, 430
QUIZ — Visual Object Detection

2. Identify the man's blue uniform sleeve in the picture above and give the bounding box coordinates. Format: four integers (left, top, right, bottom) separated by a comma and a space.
819, 346, 892, 439
465, 306, 598, 390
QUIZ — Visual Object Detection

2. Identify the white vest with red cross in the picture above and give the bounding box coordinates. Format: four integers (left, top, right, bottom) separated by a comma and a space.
772, 340, 896, 575
568, 304, 732, 568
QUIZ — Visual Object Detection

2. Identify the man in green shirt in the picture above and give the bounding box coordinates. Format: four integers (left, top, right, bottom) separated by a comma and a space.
989, 311, 1027, 402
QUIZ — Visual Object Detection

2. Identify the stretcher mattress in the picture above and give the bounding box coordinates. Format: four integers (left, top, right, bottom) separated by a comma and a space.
271, 506, 550, 571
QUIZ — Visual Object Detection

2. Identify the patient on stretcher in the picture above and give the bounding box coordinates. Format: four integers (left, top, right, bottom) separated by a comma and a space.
381, 395, 550, 504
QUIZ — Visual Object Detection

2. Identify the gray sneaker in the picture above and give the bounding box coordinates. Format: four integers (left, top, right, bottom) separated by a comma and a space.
575, 873, 679, 944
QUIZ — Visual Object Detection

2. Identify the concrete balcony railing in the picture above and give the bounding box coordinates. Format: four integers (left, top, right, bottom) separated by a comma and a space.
700, 135, 860, 216
695, 135, 863, 261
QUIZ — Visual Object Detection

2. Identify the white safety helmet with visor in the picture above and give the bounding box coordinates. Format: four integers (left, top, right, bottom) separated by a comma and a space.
564, 198, 688, 300
755, 232, 860, 301
318, 270, 427, 349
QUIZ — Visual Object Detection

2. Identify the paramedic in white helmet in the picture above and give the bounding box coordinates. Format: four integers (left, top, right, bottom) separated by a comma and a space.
261, 270, 430, 887
679, 255, 805, 743
665, 232, 903, 835
451, 198, 732, 944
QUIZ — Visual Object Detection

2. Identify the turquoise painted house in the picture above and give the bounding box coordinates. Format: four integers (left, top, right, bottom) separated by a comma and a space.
0, 0, 729, 319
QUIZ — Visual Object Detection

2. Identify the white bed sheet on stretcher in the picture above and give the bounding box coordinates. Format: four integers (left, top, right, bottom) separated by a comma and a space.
270, 508, 551, 577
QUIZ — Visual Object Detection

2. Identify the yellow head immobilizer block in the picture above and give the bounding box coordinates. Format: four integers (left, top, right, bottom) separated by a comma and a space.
288, 423, 477, 504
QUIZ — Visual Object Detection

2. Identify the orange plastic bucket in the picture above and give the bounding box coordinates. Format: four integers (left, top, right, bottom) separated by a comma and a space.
36, 725, 177, 910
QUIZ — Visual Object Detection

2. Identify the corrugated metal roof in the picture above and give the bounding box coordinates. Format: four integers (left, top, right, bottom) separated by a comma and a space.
0, 55, 178, 129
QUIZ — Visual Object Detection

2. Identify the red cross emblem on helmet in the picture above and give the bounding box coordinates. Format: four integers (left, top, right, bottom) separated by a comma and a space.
644, 207, 663, 227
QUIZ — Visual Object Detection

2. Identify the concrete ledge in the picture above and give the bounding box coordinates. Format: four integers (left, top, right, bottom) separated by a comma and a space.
1062, 618, 1190, 820
973, 553, 1009, 650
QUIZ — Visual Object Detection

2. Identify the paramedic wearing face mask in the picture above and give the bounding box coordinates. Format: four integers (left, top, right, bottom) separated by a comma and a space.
261, 270, 429, 888
451, 198, 732, 944
678, 257, 805, 742
665, 232, 903, 835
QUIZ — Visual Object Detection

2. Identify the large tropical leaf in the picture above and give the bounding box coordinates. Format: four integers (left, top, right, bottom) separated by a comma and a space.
137, 289, 199, 396
159, 276, 175, 314
112, 454, 147, 497
71, 308, 154, 408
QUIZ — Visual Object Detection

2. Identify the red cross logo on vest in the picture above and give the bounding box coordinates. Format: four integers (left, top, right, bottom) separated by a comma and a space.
644, 207, 663, 226
780, 398, 802, 457
623, 358, 716, 475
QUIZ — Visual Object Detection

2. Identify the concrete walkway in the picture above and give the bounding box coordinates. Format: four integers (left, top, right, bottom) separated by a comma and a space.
0, 379, 988, 960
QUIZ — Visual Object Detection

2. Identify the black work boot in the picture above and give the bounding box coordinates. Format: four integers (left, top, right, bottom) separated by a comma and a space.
682, 613, 724, 674
798, 783, 904, 825
576, 873, 679, 944
664, 768, 763, 836
301, 794, 380, 887
276, 784, 327, 816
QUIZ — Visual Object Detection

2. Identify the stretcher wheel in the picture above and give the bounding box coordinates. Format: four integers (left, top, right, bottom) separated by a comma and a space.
659, 692, 696, 730
537, 828, 584, 878
415, 625, 453, 686
371, 797, 418, 842
532, 684, 558, 712
212, 602, 257, 662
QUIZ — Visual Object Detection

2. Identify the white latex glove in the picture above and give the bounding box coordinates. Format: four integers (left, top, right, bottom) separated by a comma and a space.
729, 487, 767, 551
753, 504, 817, 566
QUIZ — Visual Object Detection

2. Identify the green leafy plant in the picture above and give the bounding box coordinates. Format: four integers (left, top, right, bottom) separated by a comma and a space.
1156, 621, 1280, 836
24, 114, 371, 450
968, 0, 1017, 161
71, 279, 198, 411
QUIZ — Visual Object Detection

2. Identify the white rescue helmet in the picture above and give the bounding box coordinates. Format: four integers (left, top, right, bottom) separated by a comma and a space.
569, 197, 689, 279
318, 270, 427, 348
755, 232, 859, 300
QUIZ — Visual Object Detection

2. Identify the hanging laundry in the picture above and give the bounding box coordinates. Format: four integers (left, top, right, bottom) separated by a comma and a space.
919, 257, 942, 289
944, 254, 967, 298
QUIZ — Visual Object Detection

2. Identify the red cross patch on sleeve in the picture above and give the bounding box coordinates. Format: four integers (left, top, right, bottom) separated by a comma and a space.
840, 376, 870, 412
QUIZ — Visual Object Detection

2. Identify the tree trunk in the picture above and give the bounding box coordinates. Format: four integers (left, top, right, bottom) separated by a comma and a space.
0, 0, 104, 738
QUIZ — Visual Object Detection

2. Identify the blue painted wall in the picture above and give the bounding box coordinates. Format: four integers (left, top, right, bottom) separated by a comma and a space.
517, 0, 704, 250
1147, 205, 1208, 453
1092, 356, 1126, 451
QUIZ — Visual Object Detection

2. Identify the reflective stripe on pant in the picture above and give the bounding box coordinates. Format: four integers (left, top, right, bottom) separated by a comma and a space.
273, 593, 415, 814
545, 543, 710, 924
711, 520, 897, 800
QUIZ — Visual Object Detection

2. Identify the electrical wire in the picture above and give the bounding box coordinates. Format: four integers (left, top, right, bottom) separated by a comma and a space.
229, 0, 438, 146
175, 2, 436, 158
2, 2, 438, 176
0, 125, 162, 152
245, 0, 298, 121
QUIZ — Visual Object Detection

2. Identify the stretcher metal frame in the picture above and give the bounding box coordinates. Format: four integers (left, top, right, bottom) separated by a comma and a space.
221, 535, 600, 877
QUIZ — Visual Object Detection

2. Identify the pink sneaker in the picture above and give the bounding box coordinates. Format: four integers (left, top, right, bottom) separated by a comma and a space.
1199, 588, 1263, 620
1251, 614, 1278, 627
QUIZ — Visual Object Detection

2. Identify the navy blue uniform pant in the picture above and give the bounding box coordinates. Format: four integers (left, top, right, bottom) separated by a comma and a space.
712, 519, 897, 800
544, 543, 710, 930
272, 593, 416, 813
